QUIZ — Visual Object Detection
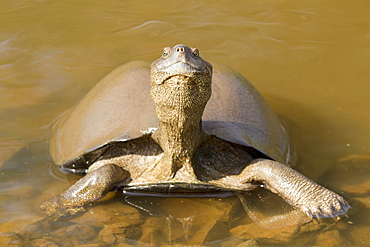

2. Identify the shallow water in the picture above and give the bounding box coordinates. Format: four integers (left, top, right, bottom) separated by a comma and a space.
0, 0, 369, 246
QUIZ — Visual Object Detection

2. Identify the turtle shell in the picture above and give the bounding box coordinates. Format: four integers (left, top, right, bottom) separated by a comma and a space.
50, 61, 294, 171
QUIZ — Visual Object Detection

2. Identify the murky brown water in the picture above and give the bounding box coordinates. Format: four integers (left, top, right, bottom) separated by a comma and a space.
0, 0, 369, 246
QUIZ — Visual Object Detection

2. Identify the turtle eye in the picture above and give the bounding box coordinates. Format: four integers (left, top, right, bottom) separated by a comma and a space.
162, 47, 171, 57
192, 49, 199, 57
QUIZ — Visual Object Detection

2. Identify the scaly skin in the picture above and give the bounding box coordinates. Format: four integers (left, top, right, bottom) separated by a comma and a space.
42, 44, 350, 219
245, 160, 349, 218
212, 159, 350, 218
41, 164, 129, 218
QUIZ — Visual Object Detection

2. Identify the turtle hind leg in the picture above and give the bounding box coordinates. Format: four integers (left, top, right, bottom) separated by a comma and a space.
40, 164, 130, 218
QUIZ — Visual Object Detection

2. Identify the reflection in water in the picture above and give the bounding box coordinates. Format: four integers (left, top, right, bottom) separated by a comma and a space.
237, 191, 312, 229
178, 216, 193, 243
0, 0, 369, 246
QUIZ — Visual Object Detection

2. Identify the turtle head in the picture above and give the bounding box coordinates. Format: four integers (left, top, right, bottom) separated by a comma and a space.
150, 44, 212, 87
150, 44, 213, 120
150, 45, 213, 177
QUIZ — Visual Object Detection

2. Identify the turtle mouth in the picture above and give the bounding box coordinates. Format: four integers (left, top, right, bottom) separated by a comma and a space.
162, 74, 204, 87
160, 61, 205, 74
152, 61, 212, 87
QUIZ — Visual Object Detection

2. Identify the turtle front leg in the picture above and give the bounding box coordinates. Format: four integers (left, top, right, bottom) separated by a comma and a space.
218, 159, 350, 219
40, 164, 130, 218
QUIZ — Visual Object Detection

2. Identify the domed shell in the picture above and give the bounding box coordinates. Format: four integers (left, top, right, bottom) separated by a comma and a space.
50, 61, 294, 168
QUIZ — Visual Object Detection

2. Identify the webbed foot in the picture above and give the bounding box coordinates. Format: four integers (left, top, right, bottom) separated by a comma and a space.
294, 184, 350, 218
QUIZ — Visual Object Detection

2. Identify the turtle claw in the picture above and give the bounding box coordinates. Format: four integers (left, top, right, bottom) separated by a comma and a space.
299, 191, 350, 219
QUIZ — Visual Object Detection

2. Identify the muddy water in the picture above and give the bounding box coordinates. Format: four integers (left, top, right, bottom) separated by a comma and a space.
0, 0, 369, 246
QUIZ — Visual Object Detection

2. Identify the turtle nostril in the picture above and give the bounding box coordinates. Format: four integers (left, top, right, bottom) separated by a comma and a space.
176, 47, 185, 53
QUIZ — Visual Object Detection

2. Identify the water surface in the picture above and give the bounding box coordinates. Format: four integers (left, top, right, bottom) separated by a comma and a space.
0, 1, 369, 246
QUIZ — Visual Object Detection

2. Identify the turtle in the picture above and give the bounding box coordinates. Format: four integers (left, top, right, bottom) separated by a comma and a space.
42, 44, 350, 219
